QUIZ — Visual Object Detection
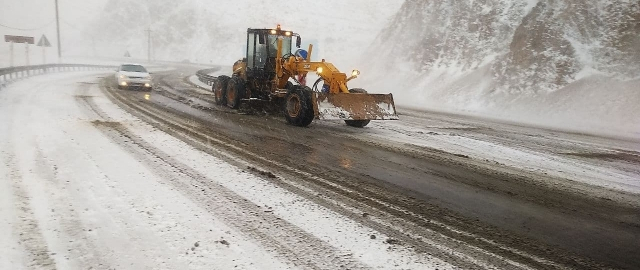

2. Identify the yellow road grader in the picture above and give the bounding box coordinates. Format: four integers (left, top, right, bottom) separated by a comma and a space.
213, 25, 398, 127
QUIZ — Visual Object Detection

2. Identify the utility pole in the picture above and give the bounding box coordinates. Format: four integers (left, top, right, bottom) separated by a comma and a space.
55, 0, 62, 61
146, 27, 151, 63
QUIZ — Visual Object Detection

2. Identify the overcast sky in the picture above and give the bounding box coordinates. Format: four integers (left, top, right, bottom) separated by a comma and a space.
1, 0, 403, 65
0, 0, 106, 47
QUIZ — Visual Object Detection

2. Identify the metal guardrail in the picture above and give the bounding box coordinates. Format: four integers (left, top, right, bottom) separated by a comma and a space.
0, 64, 116, 88
195, 68, 219, 88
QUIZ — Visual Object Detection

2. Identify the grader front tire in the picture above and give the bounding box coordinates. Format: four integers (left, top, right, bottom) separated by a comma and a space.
284, 86, 314, 127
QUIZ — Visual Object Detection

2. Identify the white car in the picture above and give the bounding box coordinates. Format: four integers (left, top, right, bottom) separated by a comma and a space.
115, 64, 152, 91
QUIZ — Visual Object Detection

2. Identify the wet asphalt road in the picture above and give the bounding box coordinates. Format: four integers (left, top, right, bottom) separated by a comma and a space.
106, 68, 640, 269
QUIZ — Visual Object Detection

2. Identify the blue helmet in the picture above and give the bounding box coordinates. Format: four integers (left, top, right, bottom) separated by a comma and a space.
295, 49, 308, 60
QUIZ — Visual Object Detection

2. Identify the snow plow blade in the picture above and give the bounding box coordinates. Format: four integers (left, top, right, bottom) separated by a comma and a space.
313, 92, 399, 121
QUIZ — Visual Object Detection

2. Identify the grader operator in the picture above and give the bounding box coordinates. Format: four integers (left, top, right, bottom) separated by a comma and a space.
213, 25, 398, 127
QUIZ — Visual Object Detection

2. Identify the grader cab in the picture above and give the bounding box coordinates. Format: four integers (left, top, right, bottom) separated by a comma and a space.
213, 25, 398, 127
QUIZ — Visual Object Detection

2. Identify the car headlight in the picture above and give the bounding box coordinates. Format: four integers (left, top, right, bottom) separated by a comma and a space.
145, 75, 152, 80
119, 74, 128, 79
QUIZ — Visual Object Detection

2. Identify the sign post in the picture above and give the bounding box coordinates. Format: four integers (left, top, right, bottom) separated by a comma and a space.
5, 35, 35, 66
37, 35, 52, 64
25, 42, 30, 66
9, 42, 14, 67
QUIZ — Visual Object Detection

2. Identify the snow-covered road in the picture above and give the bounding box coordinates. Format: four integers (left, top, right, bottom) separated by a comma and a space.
0, 72, 287, 269
0, 73, 462, 269
3, 70, 639, 269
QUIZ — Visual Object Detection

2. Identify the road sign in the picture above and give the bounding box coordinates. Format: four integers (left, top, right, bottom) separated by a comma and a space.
4, 35, 35, 44
37, 35, 52, 47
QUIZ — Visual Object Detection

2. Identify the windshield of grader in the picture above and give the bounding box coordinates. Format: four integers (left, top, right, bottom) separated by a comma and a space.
268, 34, 292, 57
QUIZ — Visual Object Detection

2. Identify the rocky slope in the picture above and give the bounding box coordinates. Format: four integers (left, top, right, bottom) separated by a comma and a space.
363, 0, 640, 137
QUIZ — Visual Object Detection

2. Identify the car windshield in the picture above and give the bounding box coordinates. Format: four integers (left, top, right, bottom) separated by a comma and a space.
121, 65, 147, 73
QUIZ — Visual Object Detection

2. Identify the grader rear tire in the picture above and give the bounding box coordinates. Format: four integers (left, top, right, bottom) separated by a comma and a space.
284, 86, 314, 127
213, 75, 230, 105
226, 76, 246, 109
344, 88, 371, 128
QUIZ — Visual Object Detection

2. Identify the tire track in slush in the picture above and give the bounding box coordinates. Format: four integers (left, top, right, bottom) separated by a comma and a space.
77, 96, 367, 270
4, 152, 57, 270
32, 144, 112, 270
103, 75, 556, 268
142, 76, 567, 268
2, 77, 58, 270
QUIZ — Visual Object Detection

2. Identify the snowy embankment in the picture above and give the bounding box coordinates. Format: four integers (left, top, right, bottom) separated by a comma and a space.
189, 74, 211, 90
362, 64, 640, 140
0, 73, 453, 269
361, 0, 640, 139
188, 67, 231, 90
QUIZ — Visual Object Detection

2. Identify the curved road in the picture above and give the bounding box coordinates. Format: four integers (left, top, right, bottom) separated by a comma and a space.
103, 67, 639, 269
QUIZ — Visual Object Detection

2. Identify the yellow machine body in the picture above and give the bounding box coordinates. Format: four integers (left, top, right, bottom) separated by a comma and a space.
225, 25, 398, 125
272, 32, 397, 121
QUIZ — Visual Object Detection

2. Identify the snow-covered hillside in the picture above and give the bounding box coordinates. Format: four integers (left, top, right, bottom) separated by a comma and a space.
362, 0, 640, 138
86, 0, 403, 68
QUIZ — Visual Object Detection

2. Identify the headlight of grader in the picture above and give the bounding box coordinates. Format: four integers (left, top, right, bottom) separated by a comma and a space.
347, 69, 361, 82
